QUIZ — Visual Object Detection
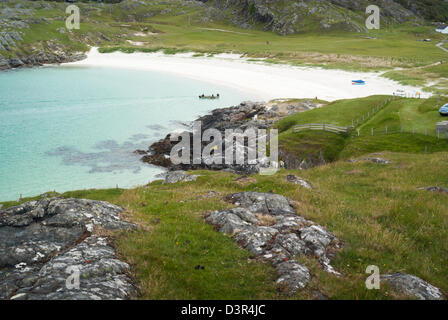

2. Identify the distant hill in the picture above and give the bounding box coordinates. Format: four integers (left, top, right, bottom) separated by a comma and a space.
204, 0, 448, 34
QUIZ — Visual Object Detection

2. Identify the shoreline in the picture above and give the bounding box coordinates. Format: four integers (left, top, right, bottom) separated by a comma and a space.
65, 47, 430, 102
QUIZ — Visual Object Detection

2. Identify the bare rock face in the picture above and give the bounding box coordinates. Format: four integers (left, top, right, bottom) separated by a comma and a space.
205, 192, 342, 295
381, 273, 445, 300
0, 198, 137, 300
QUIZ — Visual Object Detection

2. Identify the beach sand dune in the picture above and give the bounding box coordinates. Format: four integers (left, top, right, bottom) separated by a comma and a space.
67, 48, 428, 102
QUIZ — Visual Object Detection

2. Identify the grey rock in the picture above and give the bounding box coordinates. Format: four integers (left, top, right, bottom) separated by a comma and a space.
205, 208, 252, 235
418, 186, 448, 194
276, 260, 311, 293
286, 175, 312, 189
363, 157, 391, 164
273, 233, 308, 256
163, 170, 199, 184
0, 198, 137, 300
225, 192, 296, 215
381, 273, 445, 300
234, 226, 278, 255
205, 192, 341, 294
7, 57, 23, 68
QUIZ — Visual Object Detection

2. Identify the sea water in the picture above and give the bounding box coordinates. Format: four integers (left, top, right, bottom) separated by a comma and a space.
0, 66, 252, 201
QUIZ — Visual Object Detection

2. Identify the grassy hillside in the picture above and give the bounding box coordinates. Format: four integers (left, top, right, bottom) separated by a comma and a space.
276, 96, 448, 163
2, 151, 447, 299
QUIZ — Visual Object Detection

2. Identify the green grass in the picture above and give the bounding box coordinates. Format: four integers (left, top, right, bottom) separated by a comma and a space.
3, 0, 448, 73
275, 96, 448, 163
3, 152, 447, 299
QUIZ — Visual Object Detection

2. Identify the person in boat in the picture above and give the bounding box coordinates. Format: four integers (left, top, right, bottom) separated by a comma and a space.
217, 93, 220, 98
211, 94, 215, 98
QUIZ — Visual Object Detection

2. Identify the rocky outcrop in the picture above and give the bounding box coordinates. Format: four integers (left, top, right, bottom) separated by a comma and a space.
139, 101, 277, 175
0, 52, 86, 71
381, 273, 445, 300
205, 192, 342, 294
0, 198, 137, 300
207, 0, 422, 35
162, 170, 199, 184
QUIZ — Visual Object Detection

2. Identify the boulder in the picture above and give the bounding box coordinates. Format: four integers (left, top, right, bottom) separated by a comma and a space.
381, 273, 445, 300
286, 175, 312, 189
163, 170, 199, 184
205, 192, 341, 294
0, 198, 137, 300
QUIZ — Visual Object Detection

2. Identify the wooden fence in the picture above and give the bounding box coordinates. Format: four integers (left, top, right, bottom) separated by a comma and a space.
292, 123, 353, 134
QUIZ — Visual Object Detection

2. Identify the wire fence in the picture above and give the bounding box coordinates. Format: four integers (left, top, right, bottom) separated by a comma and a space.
291, 96, 448, 139
352, 125, 448, 139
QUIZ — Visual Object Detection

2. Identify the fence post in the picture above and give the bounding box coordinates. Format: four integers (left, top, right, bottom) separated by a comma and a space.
371, 128, 373, 136
358, 128, 360, 137
412, 128, 415, 135
425, 145, 427, 154
425, 128, 427, 136
386, 126, 388, 135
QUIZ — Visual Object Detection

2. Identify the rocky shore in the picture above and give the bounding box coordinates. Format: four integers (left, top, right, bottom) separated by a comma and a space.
137, 100, 323, 174
0, 51, 86, 70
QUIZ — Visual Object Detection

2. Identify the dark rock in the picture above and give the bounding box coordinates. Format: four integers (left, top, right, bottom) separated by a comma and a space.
0, 198, 137, 300
381, 273, 445, 300
139, 101, 271, 175
8, 57, 23, 68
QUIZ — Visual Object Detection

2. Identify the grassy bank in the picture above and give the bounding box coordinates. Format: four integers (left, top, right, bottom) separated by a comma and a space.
2, 151, 447, 299
276, 96, 448, 162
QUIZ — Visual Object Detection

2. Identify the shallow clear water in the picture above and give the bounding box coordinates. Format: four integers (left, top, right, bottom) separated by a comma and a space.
0, 66, 252, 201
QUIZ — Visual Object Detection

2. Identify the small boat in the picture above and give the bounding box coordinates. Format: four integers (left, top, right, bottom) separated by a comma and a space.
199, 94, 220, 99
352, 80, 366, 85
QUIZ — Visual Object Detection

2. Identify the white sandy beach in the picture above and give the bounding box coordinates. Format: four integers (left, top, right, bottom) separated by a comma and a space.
67, 47, 429, 102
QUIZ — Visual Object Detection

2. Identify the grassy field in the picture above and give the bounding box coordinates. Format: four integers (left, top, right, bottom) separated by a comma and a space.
2, 151, 447, 299
275, 96, 448, 162
2, 1, 447, 71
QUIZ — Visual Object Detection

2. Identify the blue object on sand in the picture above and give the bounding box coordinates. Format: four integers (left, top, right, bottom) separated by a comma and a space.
352, 80, 366, 85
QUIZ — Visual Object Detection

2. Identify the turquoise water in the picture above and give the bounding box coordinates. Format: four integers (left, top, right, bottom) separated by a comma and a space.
0, 66, 252, 201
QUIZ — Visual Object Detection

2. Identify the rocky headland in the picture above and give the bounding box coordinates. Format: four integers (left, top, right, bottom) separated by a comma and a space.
137, 100, 324, 174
